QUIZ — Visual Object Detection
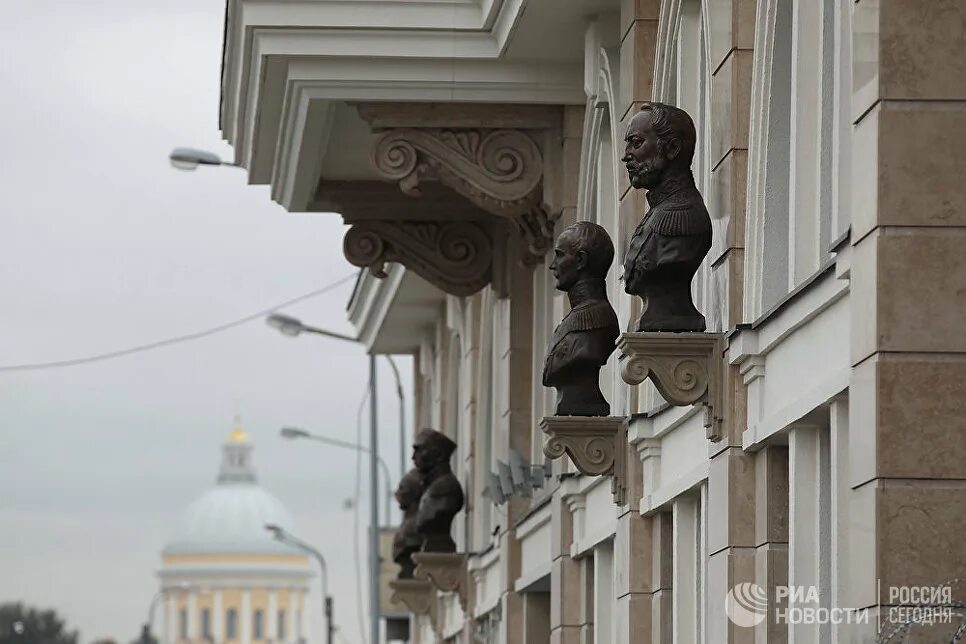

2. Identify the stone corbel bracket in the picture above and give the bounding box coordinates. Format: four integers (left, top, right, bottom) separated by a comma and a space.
412, 552, 469, 613
389, 578, 437, 626
618, 332, 725, 441
370, 128, 555, 265
541, 416, 629, 505
343, 220, 492, 297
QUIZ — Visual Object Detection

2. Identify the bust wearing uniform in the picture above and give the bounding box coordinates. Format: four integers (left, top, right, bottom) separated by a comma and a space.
542, 221, 620, 416
622, 102, 712, 332
412, 428, 464, 553
392, 468, 425, 578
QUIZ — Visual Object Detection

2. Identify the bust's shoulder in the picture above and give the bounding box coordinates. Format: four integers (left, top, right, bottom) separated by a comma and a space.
651, 189, 711, 236
562, 300, 619, 334
426, 471, 462, 495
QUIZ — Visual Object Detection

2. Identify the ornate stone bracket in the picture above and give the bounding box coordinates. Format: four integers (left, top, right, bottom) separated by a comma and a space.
343, 220, 492, 297
370, 128, 555, 265
541, 416, 629, 505
618, 332, 725, 441
389, 578, 437, 626
412, 552, 469, 612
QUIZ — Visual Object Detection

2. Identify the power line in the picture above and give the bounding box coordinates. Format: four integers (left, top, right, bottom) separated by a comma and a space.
0, 273, 358, 372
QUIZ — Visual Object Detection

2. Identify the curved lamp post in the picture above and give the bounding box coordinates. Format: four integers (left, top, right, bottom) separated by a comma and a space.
280, 426, 393, 523
266, 313, 406, 644
265, 524, 334, 644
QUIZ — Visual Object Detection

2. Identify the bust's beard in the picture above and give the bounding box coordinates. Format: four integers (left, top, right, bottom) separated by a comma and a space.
628, 163, 664, 190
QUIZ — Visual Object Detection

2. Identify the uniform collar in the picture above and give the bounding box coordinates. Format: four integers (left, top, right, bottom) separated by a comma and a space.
645, 170, 695, 208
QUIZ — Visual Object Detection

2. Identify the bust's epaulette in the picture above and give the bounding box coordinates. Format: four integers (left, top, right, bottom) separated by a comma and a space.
651, 200, 711, 237
560, 300, 619, 333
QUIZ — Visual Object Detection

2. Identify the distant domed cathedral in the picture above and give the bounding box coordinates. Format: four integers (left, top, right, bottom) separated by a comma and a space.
157, 428, 312, 644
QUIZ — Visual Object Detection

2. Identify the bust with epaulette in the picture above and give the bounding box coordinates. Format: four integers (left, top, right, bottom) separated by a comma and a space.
621, 102, 712, 332
542, 221, 621, 417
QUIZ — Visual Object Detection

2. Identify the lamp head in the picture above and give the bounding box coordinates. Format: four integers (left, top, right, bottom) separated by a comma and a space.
264, 523, 284, 540
266, 314, 304, 337
169, 147, 224, 171
280, 427, 311, 440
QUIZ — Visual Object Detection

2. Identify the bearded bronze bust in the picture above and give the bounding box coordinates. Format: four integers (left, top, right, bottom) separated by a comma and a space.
543, 222, 621, 416
622, 102, 712, 332
413, 428, 464, 553
392, 468, 426, 579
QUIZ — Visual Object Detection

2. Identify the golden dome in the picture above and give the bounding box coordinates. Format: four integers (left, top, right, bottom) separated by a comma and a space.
228, 415, 248, 443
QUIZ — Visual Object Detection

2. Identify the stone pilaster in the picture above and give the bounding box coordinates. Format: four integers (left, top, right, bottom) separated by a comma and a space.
241, 590, 251, 644
549, 493, 582, 644
847, 1, 966, 640
706, 447, 757, 644
754, 445, 789, 643
213, 590, 224, 644
524, 592, 552, 644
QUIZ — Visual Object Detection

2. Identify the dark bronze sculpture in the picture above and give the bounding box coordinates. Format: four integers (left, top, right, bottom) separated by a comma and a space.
413, 428, 464, 553
621, 102, 712, 332
543, 222, 621, 416
392, 468, 426, 578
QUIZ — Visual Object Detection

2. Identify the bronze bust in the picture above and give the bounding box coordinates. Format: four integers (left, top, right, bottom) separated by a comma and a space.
543, 222, 621, 416
392, 468, 426, 578
413, 428, 464, 553
622, 102, 712, 332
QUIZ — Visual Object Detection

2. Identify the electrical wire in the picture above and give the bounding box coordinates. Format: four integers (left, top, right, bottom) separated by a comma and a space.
0, 273, 357, 372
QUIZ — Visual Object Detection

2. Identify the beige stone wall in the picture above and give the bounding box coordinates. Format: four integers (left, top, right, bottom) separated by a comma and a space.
846, 0, 966, 639
394, 3, 966, 643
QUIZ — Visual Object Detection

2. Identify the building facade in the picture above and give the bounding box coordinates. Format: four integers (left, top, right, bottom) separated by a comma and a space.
220, 0, 966, 641
158, 429, 312, 644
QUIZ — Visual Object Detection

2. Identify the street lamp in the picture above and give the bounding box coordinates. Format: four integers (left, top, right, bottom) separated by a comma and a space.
168, 147, 242, 171
266, 313, 407, 474
266, 313, 406, 644
141, 590, 166, 644
265, 524, 334, 644
280, 426, 394, 524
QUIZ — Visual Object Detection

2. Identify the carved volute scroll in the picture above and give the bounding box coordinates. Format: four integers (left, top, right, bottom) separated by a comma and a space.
371, 128, 543, 213
540, 416, 626, 477
412, 552, 469, 612
370, 128, 555, 265
618, 332, 724, 440
343, 220, 492, 297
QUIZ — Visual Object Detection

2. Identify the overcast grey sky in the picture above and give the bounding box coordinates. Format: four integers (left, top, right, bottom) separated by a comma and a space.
0, 3, 408, 643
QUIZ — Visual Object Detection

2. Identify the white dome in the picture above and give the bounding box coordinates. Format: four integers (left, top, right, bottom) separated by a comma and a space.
163, 433, 303, 556
164, 482, 302, 556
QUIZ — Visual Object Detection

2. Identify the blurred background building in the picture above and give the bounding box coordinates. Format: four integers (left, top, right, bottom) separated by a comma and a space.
157, 428, 312, 644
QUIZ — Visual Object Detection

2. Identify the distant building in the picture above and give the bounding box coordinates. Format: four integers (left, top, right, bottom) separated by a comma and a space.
157, 428, 312, 644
